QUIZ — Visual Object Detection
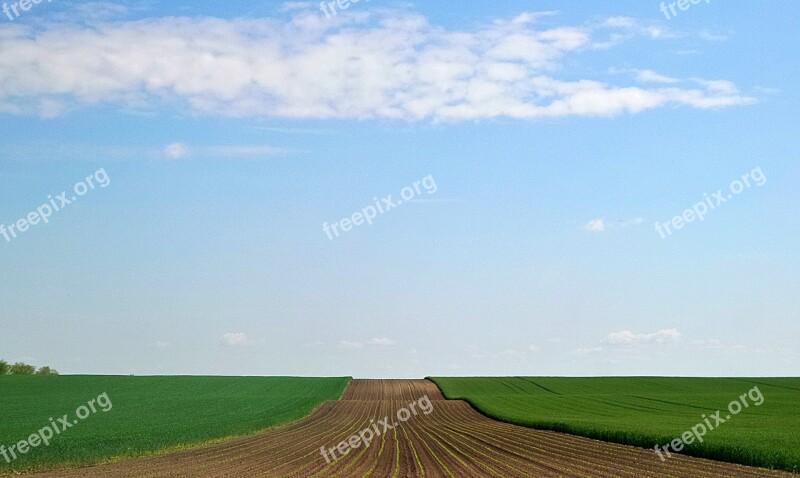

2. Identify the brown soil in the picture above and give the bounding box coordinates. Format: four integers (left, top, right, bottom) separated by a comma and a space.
22, 379, 796, 477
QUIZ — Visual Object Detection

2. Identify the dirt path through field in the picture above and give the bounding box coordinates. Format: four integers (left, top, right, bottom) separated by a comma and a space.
23, 379, 795, 477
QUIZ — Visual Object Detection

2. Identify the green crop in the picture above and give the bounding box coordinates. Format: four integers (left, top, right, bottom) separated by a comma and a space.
0, 375, 350, 473
430, 376, 800, 472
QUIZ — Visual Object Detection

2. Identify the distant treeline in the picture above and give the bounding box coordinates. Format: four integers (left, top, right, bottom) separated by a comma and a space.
0, 360, 58, 376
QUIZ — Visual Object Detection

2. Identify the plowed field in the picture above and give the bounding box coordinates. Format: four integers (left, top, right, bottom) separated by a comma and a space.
22, 380, 795, 477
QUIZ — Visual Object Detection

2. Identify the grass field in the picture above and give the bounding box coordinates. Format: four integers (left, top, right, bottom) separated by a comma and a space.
0, 375, 350, 473
430, 377, 800, 472
12, 379, 787, 478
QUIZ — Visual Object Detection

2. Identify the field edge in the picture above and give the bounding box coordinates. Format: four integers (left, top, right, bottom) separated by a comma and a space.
0, 376, 353, 476
427, 376, 799, 474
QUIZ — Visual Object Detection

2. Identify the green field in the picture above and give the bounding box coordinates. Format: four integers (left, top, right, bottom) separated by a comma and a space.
430, 377, 800, 472
0, 375, 350, 473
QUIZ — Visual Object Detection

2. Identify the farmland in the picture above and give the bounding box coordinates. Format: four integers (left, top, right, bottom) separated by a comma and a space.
431, 377, 800, 472
0, 375, 350, 473
16, 379, 795, 477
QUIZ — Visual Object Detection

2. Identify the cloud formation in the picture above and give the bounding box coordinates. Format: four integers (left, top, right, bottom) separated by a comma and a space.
221, 332, 250, 347
367, 337, 396, 346
585, 217, 644, 233
0, 9, 754, 120
339, 337, 397, 349
164, 143, 189, 159
162, 143, 291, 159
585, 219, 606, 232
605, 328, 682, 345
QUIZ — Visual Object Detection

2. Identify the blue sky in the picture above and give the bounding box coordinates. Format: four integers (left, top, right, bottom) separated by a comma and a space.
1, 1, 798, 377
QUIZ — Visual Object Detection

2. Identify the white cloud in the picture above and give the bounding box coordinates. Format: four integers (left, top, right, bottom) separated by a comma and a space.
254, 125, 334, 134
692, 79, 739, 95
699, 30, 729, 42
593, 17, 679, 49
221, 332, 250, 346
605, 328, 682, 345
0, 11, 754, 121
39, 98, 66, 118
603, 17, 637, 28
367, 337, 396, 346
164, 143, 189, 159
635, 69, 679, 84
340, 337, 396, 349
155, 341, 171, 348
585, 217, 644, 233
510, 12, 559, 25
585, 218, 606, 232
163, 143, 290, 159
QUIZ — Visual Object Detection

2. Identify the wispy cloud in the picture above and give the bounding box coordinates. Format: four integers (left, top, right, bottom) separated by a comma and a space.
162, 143, 293, 160
340, 337, 397, 349
699, 30, 729, 42
593, 16, 678, 49
692, 79, 739, 95
221, 332, 251, 347
164, 143, 189, 159
254, 126, 335, 134
367, 337, 396, 346
585, 218, 606, 232
604, 328, 682, 345
584, 217, 643, 233
0, 10, 754, 120
635, 69, 679, 84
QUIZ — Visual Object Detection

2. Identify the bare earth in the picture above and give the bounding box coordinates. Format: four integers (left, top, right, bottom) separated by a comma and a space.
25, 379, 795, 477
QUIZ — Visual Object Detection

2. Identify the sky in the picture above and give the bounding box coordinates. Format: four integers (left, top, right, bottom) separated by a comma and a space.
0, 1, 798, 378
